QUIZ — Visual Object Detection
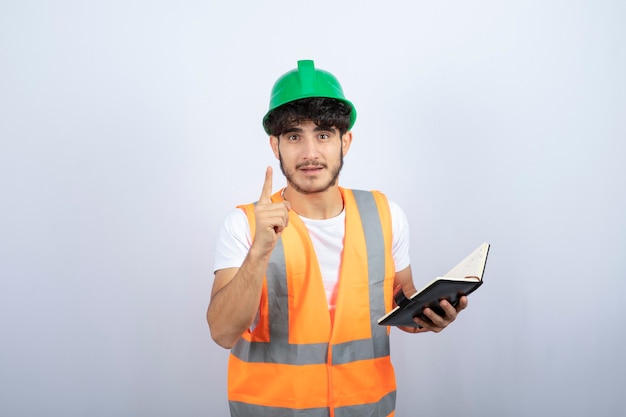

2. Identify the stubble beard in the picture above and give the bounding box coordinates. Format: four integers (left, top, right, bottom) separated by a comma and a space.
278, 150, 344, 195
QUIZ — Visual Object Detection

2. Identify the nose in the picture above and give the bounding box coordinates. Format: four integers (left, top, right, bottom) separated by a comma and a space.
301, 136, 320, 160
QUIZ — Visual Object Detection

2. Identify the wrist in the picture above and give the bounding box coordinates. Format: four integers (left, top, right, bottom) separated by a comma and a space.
247, 240, 274, 263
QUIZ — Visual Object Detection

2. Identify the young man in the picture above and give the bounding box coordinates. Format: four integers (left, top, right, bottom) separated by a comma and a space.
207, 60, 468, 417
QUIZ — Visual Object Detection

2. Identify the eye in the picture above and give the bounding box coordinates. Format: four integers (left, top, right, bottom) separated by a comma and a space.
318, 133, 330, 140
287, 134, 300, 141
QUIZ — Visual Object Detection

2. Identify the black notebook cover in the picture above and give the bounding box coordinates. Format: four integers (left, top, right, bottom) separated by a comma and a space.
378, 243, 490, 328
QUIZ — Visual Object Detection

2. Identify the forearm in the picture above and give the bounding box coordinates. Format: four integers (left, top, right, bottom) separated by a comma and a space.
207, 246, 271, 349
209, 168, 290, 348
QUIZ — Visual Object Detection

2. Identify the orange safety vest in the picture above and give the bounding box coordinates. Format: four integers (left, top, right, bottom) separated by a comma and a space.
228, 188, 397, 417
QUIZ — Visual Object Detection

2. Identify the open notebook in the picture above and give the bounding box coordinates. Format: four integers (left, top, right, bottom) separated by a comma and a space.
378, 242, 490, 327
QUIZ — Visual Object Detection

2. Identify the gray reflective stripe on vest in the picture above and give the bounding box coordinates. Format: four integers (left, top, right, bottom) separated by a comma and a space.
231, 339, 328, 365
350, 190, 390, 349
330, 335, 389, 366
266, 237, 289, 342
230, 401, 329, 417
231, 190, 390, 366
229, 391, 396, 417
335, 391, 396, 417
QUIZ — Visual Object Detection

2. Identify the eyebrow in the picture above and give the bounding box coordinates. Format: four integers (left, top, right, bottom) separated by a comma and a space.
282, 125, 336, 134
315, 125, 336, 133
283, 127, 303, 134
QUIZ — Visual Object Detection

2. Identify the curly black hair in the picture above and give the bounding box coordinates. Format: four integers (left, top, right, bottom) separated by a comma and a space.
263, 97, 352, 137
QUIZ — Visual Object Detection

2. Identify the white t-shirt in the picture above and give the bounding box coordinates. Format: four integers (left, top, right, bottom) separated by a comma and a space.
213, 198, 411, 309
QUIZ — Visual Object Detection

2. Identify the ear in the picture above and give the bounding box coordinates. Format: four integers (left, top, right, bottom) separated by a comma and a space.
341, 131, 353, 157
270, 136, 280, 159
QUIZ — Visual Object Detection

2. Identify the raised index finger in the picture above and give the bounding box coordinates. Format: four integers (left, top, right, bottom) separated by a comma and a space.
259, 166, 273, 203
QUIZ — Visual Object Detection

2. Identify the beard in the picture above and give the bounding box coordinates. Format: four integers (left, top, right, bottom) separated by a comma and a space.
278, 150, 344, 195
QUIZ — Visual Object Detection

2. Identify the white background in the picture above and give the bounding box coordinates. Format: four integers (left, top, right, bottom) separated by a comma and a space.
1, 1, 624, 416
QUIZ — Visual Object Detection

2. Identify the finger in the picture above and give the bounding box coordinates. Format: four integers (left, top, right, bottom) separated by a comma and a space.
256, 205, 290, 234
283, 201, 290, 228
412, 315, 443, 333
412, 326, 429, 334
259, 166, 273, 203
422, 308, 443, 324
397, 324, 428, 334
456, 295, 469, 311
438, 299, 458, 318
420, 306, 451, 330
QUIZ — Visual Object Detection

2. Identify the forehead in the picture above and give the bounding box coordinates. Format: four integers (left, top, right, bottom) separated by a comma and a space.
282, 119, 336, 133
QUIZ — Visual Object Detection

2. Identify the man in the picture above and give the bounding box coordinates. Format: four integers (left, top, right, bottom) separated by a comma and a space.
207, 60, 468, 417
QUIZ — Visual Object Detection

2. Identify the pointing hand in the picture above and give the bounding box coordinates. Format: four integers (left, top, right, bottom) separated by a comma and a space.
253, 167, 291, 252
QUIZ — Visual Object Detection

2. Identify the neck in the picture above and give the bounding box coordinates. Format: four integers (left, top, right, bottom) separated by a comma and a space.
282, 185, 344, 220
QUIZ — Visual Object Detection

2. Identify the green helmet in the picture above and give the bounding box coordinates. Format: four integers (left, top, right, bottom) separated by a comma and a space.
262, 59, 357, 134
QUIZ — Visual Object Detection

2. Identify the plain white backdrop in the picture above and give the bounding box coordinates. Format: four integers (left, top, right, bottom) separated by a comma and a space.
1, 1, 624, 416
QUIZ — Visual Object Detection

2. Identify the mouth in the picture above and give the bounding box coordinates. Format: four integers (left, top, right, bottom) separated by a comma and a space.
297, 164, 325, 173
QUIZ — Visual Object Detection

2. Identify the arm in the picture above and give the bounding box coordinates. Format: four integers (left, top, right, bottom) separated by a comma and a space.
393, 265, 468, 334
207, 167, 290, 349
207, 251, 269, 349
